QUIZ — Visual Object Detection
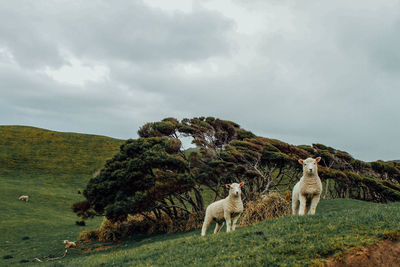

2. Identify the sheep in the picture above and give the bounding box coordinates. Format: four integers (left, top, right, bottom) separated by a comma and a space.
292, 157, 322, 215
63, 240, 77, 248
18, 195, 29, 202
201, 182, 244, 236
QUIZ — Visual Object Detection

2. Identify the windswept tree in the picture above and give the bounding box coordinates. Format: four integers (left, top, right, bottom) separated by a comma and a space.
218, 137, 308, 199
74, 116, 400, 226
75, 137, 196, 222
73, 117, 253, 222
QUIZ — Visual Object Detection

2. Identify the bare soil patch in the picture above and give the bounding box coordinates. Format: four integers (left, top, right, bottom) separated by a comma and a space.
326, 239, 400, 267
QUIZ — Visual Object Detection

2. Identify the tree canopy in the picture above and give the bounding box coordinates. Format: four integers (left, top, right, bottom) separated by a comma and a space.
73, 116, 400, 224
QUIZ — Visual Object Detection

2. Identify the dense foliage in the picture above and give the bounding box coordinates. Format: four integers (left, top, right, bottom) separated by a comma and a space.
301, 143, 400, 202
74, 117, 400, 224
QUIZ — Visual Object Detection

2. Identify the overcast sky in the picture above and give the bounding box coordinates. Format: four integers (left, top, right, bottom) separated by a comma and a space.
1, 0, 400, 161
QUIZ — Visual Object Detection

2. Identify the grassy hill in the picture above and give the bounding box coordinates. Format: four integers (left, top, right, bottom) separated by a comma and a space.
0, 126, 124, 265
1, 126, 400, 266
0, 125, 124, 177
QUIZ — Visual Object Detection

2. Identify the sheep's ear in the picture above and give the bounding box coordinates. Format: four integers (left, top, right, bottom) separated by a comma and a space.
225, 184, 231, 188
298, 159, 304, 164
315, 157, 321, 163
239, 182, 244, 187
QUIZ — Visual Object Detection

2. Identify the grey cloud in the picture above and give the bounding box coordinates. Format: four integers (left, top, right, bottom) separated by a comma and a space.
1, 0, 400, 161
0, 0, 234, 68
245, 0, 400, 160
0, 3, 65, 68
0, 62, 167, 138
59, 1, 234, 63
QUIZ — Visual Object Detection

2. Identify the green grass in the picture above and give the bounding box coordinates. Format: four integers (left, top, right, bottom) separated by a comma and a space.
20, 199, 398, 267
0, 126, 124, 266
0, 125, 124, 177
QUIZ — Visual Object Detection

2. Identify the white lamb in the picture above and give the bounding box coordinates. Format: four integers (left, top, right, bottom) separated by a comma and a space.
63, 240, 77, 248
18, 195, 29, 202
201, 182, 244, 236
292, 157, 322, 215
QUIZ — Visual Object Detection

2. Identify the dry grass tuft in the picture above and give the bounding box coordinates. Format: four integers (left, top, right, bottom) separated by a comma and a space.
78, 229, 100, 242
79, 211, 204, 242
239, 192, 291, 226
284, 190, 292, 202
147, 211, 204, 234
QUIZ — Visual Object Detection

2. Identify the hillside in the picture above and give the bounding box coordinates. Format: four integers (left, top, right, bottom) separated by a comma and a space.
38, 199, 400, 266
0, 126, 124, 177
0, 126, 124, 265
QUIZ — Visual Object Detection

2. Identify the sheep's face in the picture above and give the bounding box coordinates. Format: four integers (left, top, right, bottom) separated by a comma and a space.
226, 182, 244, 197
299, 157, 321, 175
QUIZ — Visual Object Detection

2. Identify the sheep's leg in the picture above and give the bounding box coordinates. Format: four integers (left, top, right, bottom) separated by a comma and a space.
231, 215, 240, 231
304, 199, 310, 215
214, 222, 223, 234
292, 193, 299, 215
224, 212, 232, 232
292, 200, 299, 215
201, 214, 213, 236
308, 195, 320, 215
298, 195, 307, 215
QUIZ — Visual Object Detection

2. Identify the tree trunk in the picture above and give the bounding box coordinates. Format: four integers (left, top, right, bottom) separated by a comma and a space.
323, 179, 330, 199
192, 187, 204, 211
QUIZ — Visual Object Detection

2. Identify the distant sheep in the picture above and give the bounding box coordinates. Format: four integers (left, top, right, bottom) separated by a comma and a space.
292, 157, 322, 215
18, 195, 29, 202
201, 182, 244, 236
63, 240, 77, 248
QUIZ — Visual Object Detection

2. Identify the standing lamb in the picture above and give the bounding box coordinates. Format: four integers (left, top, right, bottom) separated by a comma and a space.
18, 195, 29, 202
292, 157, 322, 215
201, 182, 244, 236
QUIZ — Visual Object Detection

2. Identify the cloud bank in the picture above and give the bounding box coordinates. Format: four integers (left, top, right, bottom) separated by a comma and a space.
1, 0, 400, 161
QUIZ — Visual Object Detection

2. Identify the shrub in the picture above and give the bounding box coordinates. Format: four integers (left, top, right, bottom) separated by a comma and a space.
79, 211, 205, 242
284, 190, 292, 202
78, 229, 99, 242
97, 219, 126, 241
335, 151, 353, 161
239, 192, 291, 226
71, 200, 94, 219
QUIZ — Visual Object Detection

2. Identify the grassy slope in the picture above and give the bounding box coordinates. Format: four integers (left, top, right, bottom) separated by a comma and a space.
0, 126, 124, 265
0, 125, 124, 177
38, 199, 399, 267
